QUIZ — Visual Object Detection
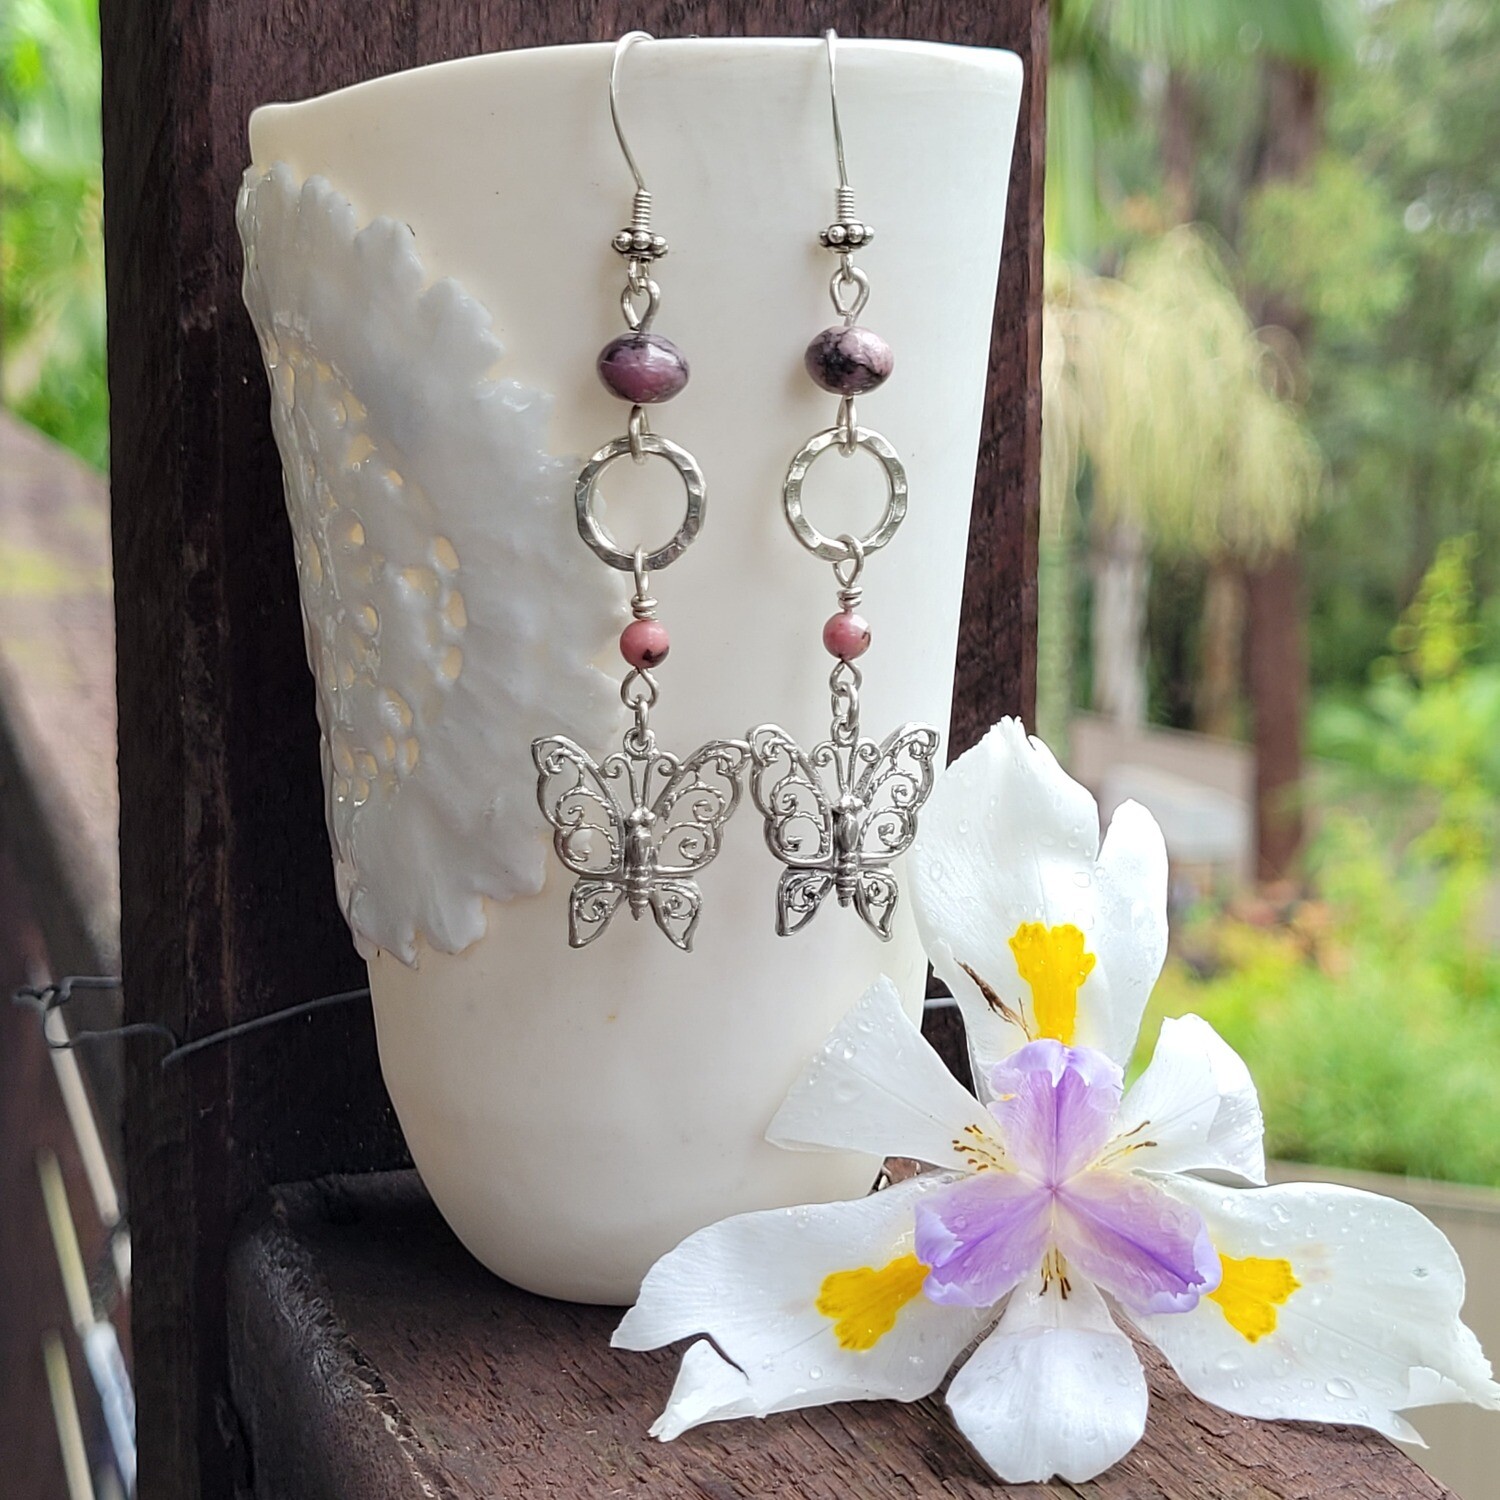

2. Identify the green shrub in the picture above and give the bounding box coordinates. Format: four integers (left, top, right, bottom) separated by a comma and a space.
1141, 537, 1500, 1186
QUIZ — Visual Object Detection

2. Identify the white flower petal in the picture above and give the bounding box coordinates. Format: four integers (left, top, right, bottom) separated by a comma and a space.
766, 976, 999, 1171
614, 1177, 991, 1433
1133, 1177, 1500, 1442
648, 1342, 762, 1439
1087, 799, 1170, 1064
911, 719, 1168, 1080
947, 1276, 1147, 1483
1116, 1014, 1266, 1185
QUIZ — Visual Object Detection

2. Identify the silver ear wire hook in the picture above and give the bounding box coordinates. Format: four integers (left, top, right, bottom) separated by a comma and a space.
610, 30, 652, 195
824, 29, 852, 202
607, 31, 668, 306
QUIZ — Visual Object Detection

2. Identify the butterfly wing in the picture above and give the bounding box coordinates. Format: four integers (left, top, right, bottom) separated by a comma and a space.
777, 867, 837, 937
853, 867, 900, 942
532, 735, 628, 880
648, 739, 750, 879
851, 723, 941, 865
748, 724, 835, 872
569, 878, 627, 949
648, 878, 703, 951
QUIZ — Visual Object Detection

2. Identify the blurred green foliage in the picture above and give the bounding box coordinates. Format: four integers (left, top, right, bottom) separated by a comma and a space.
1051, 0, 1500, 714
1147, 540, 1500, 1185
0, 0, 106, 468
1285, 0, 1500, 694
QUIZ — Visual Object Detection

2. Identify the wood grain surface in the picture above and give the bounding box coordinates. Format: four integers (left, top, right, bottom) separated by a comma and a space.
228, 1173, 1455, 1500
101, 2, 1040, 1494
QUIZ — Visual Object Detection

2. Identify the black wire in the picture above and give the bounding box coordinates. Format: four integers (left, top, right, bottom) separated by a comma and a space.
160, 988, 370, 1067
12, 976, 370, 1069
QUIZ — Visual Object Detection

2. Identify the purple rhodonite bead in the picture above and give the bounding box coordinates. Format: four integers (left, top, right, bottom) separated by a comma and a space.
804, 325, 894, 395
597, 333, 690, 404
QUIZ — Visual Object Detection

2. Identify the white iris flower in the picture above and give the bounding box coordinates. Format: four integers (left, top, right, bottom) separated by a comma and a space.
614, 720, 1499, 1483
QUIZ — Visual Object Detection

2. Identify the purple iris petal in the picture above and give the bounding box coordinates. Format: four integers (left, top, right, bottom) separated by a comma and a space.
915, 1172, 1052, 1307
1054, 1170, 1221, 1315
917, 1042, 1218, 1316
988, 1040, 1123, 1184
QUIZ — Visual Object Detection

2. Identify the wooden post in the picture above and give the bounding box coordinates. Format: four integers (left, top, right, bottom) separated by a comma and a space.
100, 4, 1043, 1494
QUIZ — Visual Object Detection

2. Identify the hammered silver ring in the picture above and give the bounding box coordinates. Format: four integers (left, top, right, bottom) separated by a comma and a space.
782, 426, 908, 564
575, 432, 706, 572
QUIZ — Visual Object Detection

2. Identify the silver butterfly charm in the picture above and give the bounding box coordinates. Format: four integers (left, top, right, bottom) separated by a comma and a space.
748, 722, 940, 941
533, 735, 749, 951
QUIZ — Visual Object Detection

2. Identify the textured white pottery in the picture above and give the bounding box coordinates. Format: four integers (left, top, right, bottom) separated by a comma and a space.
242, 37, 1022, 1303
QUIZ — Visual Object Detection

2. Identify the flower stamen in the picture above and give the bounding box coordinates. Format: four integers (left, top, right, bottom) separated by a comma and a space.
1040, 1247, 1073, 1300
1096, 1119, 1158, 1168
952, 1122, 1008, 1173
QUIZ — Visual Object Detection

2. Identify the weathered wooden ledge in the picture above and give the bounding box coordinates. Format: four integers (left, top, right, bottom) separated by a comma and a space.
227, 1172, 1454, 1500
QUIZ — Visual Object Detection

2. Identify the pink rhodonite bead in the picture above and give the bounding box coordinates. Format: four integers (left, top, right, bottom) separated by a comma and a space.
804, 325, 894, 395
621, 618, 670, 669
823, 611, 871, 661
597, 333, 690, 403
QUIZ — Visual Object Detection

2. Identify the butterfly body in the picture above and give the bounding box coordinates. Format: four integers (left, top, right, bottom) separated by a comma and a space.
623, 806, 662, 920
832, 790, 868, 907
749, 722, 940, 941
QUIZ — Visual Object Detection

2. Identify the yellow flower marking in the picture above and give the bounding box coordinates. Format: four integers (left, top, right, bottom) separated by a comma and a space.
817, 1254, 930, 1351
1208, 1255, 1301, 1342
1009, 922, 1096, 1044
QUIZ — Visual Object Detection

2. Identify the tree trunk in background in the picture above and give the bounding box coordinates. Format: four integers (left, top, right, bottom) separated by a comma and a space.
1244, 61, 1322, 882
1161, 69, 1198, 225
1090, 519, 1149, 729
1196, 558, 1245, 738
1244, 551, 1306, 881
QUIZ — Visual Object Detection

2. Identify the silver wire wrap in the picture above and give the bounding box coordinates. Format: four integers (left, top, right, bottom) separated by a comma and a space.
623, 544, 661, 757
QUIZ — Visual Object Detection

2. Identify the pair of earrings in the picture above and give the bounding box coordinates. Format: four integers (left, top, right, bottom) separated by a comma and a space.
533, 31, 940, 953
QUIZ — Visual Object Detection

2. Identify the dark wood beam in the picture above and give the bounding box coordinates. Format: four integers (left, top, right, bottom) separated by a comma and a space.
228, 1173, 1456, 1500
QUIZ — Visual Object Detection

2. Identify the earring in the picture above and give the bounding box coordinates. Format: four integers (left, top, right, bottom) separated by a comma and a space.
534, 33, 748, 953
748, 31, 940, 942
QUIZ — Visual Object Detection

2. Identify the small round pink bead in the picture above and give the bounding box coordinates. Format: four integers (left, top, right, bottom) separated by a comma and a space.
823, 611, 871, 661
621, 618, 670, 670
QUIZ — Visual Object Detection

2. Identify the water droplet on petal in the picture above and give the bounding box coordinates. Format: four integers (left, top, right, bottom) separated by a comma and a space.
1326, 1378, 1357, 1400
